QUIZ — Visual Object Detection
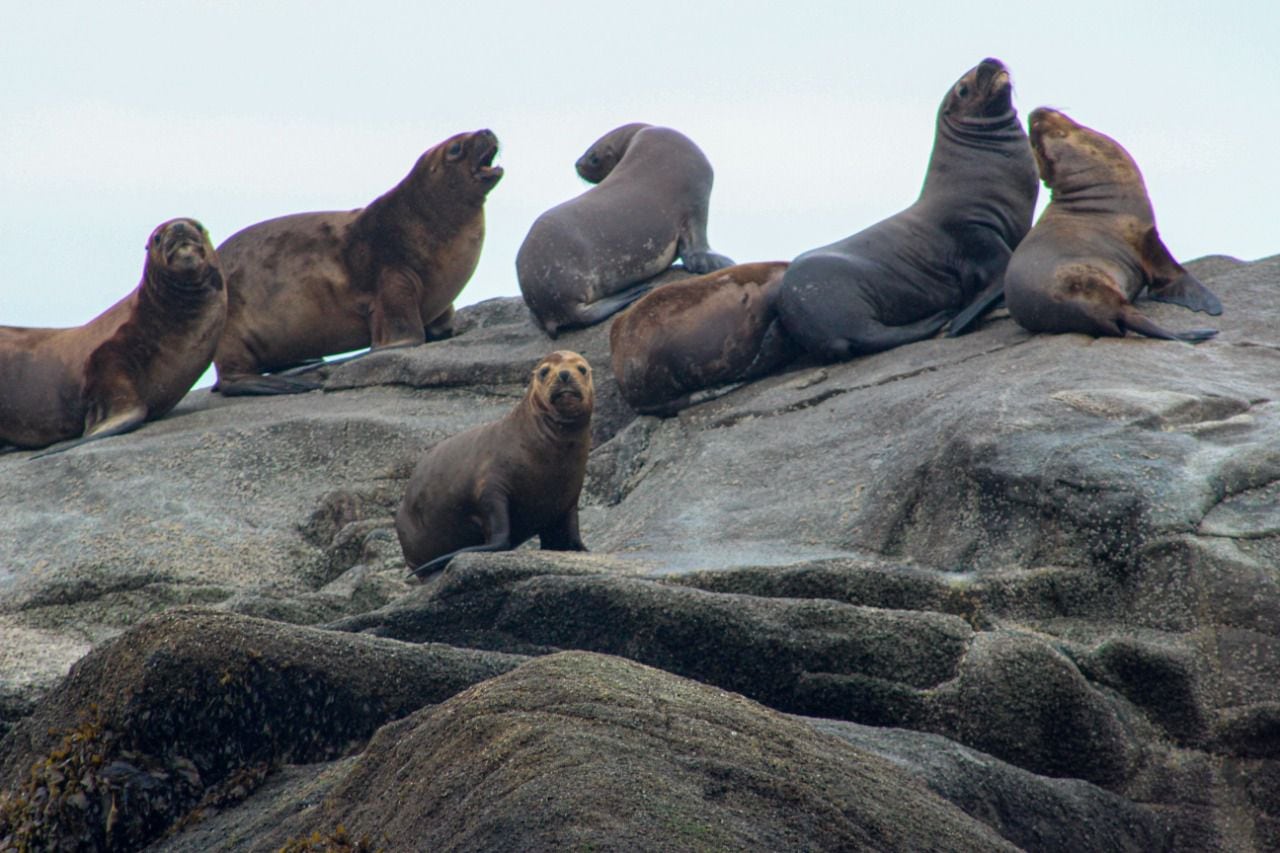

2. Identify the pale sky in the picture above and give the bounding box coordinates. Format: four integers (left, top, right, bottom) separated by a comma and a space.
3, 1, 1275, 359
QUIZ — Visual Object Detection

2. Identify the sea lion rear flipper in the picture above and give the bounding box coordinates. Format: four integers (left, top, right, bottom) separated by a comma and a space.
215, 373, 322, 397
1141, 227, 1223, 316
408, 543, 506, 579
947, 280, 1006, 337
1119, 306, 1217, 344
410, 492, 515, 579
809, 310, 953, 361
562, 282, 657, 334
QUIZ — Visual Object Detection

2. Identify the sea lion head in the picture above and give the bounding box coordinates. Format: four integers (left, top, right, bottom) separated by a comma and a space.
575, 123, 652, 184
146, 218, 219, 286
941, 57, 1015, 123
1028, 107, 1144, 195
528, 350, 594, 426
414, 129, 504, 202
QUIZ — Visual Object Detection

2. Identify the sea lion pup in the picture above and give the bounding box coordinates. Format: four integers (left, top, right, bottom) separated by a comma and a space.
1001, 108, 1222, 341
0, 218, 224, 454
212, 129, 503, 396
516, 122, 734, 338
775, 58, 1039, 360
609, 261, 798, 415
396, 351, 594, 579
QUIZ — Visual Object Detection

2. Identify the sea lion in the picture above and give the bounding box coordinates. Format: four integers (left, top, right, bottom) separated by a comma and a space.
774, 58, 1039, 360
516, 123, 734, 338
212, 129, 503, 396
396, 350, 594, 578
609, 261, 797, 414
1001, 108, 1222, 341
0, 218, 225, 453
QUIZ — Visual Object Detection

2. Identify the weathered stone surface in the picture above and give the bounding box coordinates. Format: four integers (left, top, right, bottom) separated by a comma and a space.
1, 254, 1278, 850
159, 652, 1019, 852
0, 609, 522, 850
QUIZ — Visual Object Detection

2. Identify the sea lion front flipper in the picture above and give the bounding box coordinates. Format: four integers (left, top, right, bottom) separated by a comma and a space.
1140, 227, 1223, 316
371, 267, 429, 349
538, 505, 587, 552
1146, 271, 1224, 316
29, 404, 148, 459
947, 279, 1006, 337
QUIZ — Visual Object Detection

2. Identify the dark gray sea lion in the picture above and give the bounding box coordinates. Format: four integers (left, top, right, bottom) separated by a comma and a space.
1002, 108, 1222, 341
774, 58, 1039, 360
212, 129, 502, 396
516, 123, 734, 338
609, 261, 797, 414
396, 350, 594, 579
0, 218, 225, 454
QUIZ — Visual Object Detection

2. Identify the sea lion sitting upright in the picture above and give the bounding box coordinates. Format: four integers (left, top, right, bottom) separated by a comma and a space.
609, 261, 798, 415
1001, 108, 1222, 341
212, 129, 503, 396
516, 123, 734, 338
0, 218, 225, 453
774, 58, 1039, 360
396, 351, 595, 579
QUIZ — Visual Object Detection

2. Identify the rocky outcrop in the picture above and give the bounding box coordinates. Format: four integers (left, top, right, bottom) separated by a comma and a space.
2, 254, 1278, 850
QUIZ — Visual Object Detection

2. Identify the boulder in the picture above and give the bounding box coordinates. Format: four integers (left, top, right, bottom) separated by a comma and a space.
2, 254, 1279, 850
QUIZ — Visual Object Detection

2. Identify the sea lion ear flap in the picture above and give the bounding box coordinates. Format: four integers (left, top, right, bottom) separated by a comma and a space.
1141, 227, 1224, 316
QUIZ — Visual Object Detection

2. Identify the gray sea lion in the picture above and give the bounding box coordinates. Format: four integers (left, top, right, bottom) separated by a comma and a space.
0, 218, 225, 454
774, 58, 1039, 360
1002, 108, 1222, 341
516, 123, 734, 338
396, 350, 594, 579
609, 261, 797, 414
212, 129, 503, 396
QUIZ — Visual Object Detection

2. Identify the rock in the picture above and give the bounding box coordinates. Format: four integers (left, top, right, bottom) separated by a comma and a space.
156, 652, 1020, 852
811, 718, 1175, 852
2, 255, 1280, 849
0, 609, 522, 851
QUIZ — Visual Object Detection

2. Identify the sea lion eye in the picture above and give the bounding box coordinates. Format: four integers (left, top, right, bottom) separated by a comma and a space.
956, 84, 970, 98
447, 142, 464, 160
539, 366, 552, 380
577, 365, 588, 375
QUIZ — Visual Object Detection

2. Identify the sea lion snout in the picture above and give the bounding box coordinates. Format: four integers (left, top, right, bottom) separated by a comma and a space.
154, 219, 213, 276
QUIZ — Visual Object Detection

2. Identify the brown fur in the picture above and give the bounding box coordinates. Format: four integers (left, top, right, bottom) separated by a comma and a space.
609, 262, 796, 414
0, 218, 225, 451
1004, 108, 1221, 341
213, 129, 502, 395
395, 351, 594, 578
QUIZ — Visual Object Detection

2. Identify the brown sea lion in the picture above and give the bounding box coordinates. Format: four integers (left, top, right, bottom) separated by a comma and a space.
609, 261, 798, 414
775, 58, 1040, 360
396, 350, 594, 579
0, 218, 225, 454
1001, 108, 1222, 341
212, 129, 503, 396
516, 123, 734, 338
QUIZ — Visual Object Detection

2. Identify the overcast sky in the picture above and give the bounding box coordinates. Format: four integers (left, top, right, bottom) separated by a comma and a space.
3, 1, 1275, 349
